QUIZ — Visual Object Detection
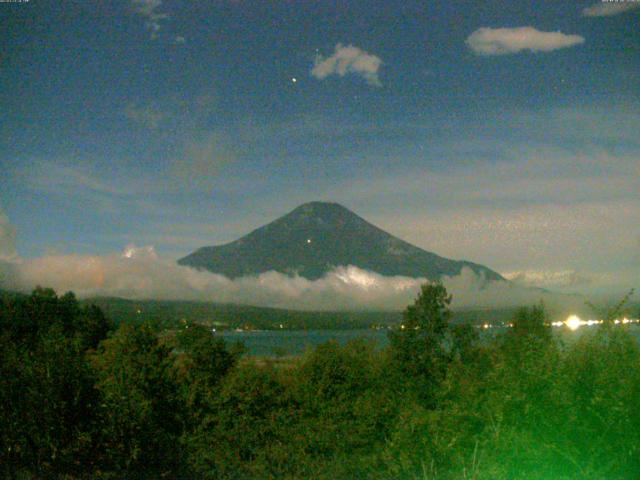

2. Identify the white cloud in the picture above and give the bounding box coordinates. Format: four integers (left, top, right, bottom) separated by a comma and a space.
441, 268, 578, 310
0, 244, 567, 311
502, 269, 640, 297
466, 27, 585, 55
122, 244, 158, 260
131, 0, 168, 39
311, 44, 383, 86
0, 209, 18, 262
582, 2, 640, 17
503, 269, 606, 289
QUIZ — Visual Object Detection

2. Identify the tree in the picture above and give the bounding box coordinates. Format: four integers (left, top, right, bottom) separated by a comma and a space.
292, 339, 398, 477
184, 363, 292, 479
450, 323, 480, 364
171, 323, 240, 426
388, 281, 452, 403
76, 303, 113, 351
0, 288, 109, 478
90, 323, 184, 477
508, 303, 551, 343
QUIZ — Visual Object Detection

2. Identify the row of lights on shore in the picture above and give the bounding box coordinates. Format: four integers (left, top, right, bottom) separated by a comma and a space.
472, 315, 640, 332
556, 314, 639, 331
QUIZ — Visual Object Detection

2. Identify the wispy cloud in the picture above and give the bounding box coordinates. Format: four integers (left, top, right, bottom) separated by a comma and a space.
19, 162, 137, 197
466, 27, 584, 55
582, 2, 640, 17
18, 131, 239, 201
169, 131, 237, 189
311, 44, 383, 86
11, 161, 167, 219
131, 0, 169, 39
0, 208, 18, 262
124, 104, 166, 129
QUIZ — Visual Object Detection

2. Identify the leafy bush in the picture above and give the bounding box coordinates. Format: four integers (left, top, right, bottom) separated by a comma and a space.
2, 285, 640, 479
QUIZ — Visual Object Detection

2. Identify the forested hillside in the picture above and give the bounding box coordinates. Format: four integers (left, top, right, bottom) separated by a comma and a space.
1, 286, 639, 479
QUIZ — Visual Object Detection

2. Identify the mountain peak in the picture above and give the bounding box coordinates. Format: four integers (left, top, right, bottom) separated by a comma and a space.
294, 201, 347, 211
178, 202, 504, 282
288, 201, 354, 219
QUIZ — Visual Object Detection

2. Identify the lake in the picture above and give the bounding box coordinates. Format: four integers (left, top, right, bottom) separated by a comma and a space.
221, 324, 640, 356
220, 329, 389, 356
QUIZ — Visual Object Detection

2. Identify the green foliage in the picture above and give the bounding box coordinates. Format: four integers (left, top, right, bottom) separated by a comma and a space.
0, 287, 113, 349
183, 363, 294, 479
587, 288, 635, 325
450, 323, 480, 363
389, 281, 452, 403
380, 297, 640, 480
557, 327, 640, 477
0, 288, 112, 479
292, 340, 398, 477
90, 322, 185, 478
172, 323, 240, 411
508, 303, 551, 342
3, 286, 640, 479
171, 322, 244, 474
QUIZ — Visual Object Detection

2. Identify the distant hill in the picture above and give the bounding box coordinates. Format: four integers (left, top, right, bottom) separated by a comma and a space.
178, 201, 504, 281
3, 289, 618, 331
83, 296, 533, 331
83, 296, 401, 330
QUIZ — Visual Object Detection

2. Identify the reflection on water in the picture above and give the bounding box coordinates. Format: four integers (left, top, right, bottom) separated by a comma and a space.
221, 321, 640, 357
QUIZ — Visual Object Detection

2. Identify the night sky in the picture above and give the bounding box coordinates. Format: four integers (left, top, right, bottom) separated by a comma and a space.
1, 0, 639, 296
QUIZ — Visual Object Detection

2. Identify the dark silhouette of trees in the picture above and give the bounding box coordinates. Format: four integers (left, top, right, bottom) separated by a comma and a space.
0, 288, 111, 479
388, 281, 452, 403
90, 323, 184, 477
2, 285, 640, 479
508, 303, 551, 343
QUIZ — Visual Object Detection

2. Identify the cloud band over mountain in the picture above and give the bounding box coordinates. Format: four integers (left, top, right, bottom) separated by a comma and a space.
0, 244, 574, 311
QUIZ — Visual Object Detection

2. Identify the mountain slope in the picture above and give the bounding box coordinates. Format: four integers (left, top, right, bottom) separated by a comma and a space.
178, 201, 504, 281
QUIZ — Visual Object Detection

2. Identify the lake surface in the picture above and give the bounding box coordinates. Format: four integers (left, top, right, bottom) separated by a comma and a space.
221, 329, 389, 356
221, 325, 640, 356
